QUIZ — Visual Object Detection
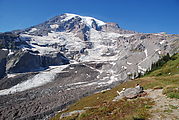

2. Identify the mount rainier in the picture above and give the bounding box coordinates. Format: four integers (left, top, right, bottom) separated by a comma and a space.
0, 13, 179, 120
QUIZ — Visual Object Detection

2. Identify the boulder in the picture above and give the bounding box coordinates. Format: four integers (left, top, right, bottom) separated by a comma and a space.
60, 110, 85, 119
123, 88, 142, 99
113, 87, 143, 101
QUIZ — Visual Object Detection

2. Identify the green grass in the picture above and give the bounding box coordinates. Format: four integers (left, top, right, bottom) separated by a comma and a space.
51, 78, 155, 120
146, 53, 179, 77
51, 53, 179, 120
142, 75, 179, 90
163, 86, 179, 99
54, 98, 154, 120
169, 105, 178, 109
163, 109, 173, 113
144, 53, 179, 99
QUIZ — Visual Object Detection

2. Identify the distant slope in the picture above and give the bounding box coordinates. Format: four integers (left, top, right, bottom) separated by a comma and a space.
146, 53, 179, 76
52, 53, 179, 120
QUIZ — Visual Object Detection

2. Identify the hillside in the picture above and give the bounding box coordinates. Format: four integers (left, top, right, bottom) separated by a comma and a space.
52, 53, 179, 120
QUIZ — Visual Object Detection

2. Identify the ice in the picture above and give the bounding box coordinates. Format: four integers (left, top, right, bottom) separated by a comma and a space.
2, 48, 8, 51
0, 65, 69, 96
159, 40, 166, 44
20, 22, 133, 62
7, 74, 17, 78
110, 62, 116, 66
127, 61, 132, 65
158, 50, 162, 54
21, 32, 85, 55
144, 49, 148, 57
8, 50, 14, 56
29, 28, 37, 33
63, 13, 106, 27
50, 24, 59, 29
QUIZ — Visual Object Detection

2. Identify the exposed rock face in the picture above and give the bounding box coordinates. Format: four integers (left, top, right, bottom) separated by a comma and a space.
0, 49, 8, 78
0, 32, 30, 50
101, 22, 136, 34
6, 51, 69, 73
0, 32, 18, 49
0, 72, 37, 90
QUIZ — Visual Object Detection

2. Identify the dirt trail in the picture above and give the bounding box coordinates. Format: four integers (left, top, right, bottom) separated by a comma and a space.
145, 89, 179, 120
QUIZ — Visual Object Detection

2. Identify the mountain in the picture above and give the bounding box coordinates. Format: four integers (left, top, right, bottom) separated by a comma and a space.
52, 53, 179, 120
0, 13, 179, 120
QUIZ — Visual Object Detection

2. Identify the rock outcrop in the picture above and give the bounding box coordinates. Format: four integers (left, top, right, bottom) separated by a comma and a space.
6, 50, 69, 73
0, 49, 8, 78
60, 110, 85, 119
113, 87, 144, 101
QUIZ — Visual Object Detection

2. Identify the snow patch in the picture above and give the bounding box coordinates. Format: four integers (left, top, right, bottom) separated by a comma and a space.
159, 40, 166, 45
144, 49, 148, 57
127, 61, 132, 65
67, 82, 87, 86
0, 65, 69, 96
158, 50, 162, 54
20, 32, 85, 55
7, 74, 17, 78
8, 50, 14, 56
100, 88, 111, 93
122, 66, 127, 70
29, 28, 37, 33
50, 24, 59, 29
138, 66, 146, 74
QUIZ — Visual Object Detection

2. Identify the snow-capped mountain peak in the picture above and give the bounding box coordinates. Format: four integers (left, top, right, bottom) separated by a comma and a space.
62, 13, 106, 28
11, 13, 137, 62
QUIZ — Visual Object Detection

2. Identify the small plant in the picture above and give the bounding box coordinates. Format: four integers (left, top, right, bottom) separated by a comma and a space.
167, 93, 179, 99
153, 86, 163, 90
169, 105, 178, 109
144, 105, 152, 109
163, 86, 179, 99
164, 109, 173, 113
133, 117, 145, 120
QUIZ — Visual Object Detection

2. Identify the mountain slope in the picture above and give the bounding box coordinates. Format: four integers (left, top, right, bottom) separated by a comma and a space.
52, 53, 179, 120
0, 13, 179, 120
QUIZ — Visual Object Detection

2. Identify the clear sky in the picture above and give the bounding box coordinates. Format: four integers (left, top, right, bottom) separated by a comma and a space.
0, 0, 179, 34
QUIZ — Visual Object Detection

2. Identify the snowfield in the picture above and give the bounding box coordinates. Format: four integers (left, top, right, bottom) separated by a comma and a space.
0, 65, 69, 95
62, 13, 106, 27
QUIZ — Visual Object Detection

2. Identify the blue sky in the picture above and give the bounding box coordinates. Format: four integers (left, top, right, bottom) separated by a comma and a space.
0, 0, 179, 34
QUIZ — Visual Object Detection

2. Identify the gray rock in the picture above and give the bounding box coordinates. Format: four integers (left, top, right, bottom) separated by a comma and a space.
0, 32, 31, 50
101, 22, 136, 34
123, 88, 142, 98
6, 50, 69, 73
60, 110, 85, 119
113, 88, 143, 101
0, 49, 8, 78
